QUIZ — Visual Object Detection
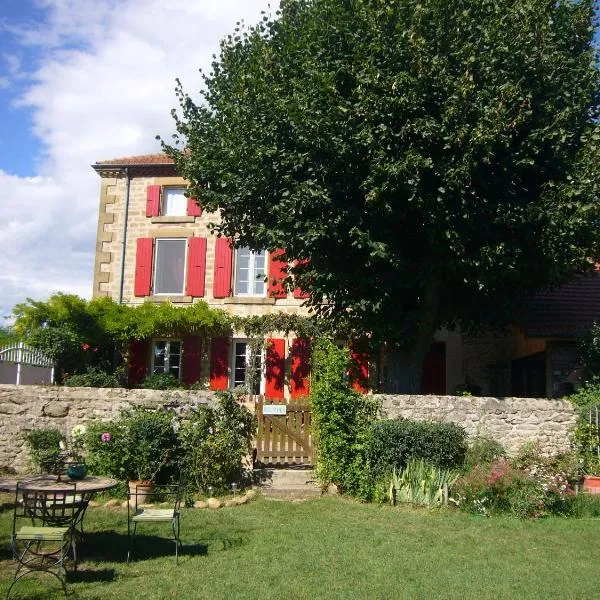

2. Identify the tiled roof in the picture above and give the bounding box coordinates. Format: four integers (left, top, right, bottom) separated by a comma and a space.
95, 153, 175, 166
520, 273, 600, 337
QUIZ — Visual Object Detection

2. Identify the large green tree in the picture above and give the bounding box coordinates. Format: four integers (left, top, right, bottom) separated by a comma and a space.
165, 0, 600, 391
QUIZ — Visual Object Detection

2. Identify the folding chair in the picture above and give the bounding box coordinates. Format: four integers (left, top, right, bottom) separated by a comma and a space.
7, 481, 78, 599
127, 476, 183, 564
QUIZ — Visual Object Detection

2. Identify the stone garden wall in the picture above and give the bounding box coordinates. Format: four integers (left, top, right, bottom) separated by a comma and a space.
0, 384, 218, 473
377, 394, 578, 455
0, 385, 579, 472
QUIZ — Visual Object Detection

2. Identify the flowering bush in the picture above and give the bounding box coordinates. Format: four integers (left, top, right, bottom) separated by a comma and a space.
453, 445, 577, 518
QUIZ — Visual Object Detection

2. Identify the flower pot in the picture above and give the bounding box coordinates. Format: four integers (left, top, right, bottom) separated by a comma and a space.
128, 480, 155, 504
66, 463, 86, 480
583, 475, 600, 495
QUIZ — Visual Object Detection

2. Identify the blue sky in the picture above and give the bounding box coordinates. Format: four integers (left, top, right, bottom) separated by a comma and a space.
0, 0, 597, 323
0, 0, 279, 321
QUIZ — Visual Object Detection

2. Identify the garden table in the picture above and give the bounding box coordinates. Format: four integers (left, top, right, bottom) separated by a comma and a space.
0, 475, 118, 538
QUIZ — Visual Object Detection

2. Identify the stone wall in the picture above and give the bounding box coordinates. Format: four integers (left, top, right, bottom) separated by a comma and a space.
0, 385, 218, 473
0, 385, 579, 472
377, 394, 578, 455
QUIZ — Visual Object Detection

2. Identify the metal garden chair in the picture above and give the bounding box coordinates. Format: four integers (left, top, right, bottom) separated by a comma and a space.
7, 481, 78, 599
127, 476, 183, 564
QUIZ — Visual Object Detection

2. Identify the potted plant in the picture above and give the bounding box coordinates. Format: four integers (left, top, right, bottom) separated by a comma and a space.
120, 408, 179, 501
65, 424, 87, 480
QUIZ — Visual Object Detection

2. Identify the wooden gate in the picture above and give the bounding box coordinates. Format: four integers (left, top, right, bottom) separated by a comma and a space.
255, 397, 313, 466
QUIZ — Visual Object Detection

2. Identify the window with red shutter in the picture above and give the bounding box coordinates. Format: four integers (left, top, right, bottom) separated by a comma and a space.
265, 338, 285, 400
186, 196, 202, 217
134, 238, 154, 296
128, 338, 149, 386
209, 337, 230, 390
146, 185, 161, 217
213, 237, 233, 298
186, 237, 207, 297
290, 338, 311, 398
182, 337, 202, 385
268, 249, 287, 298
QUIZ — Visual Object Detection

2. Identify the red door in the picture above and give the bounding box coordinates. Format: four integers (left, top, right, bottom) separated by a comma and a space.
420, 342, 446, 394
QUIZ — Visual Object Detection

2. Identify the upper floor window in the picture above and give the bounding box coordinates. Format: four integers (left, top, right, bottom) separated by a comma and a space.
152, 340, 181, 379
162, 187, 187, 216
154, 238, 187, 295
234, 248, 266, 296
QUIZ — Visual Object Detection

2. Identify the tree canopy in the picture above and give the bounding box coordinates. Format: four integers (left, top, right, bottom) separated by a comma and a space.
164, 0, 600, 390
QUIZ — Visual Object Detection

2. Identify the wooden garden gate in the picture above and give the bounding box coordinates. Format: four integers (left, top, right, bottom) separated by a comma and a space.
254, 396, 313, 466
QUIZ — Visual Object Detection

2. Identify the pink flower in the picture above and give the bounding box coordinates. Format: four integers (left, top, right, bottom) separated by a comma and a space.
82, 343, 90, 351
101, 432, 112, 442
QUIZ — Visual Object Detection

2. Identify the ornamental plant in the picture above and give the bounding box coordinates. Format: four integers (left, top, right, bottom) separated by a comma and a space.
23, 427, 66, 474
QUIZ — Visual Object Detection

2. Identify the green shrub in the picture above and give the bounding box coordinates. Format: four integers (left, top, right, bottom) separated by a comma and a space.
85, 407, 179, 482
366, 418, 467, 478
310, 339, 380, 498
139, 373, 182, 390
23, 428, 66, 473
178, 391, 255, 495
463, 436, 506, 472
64, 366, 123, 388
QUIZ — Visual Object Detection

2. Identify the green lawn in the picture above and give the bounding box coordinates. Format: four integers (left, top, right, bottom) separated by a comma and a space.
1, 493, 599, 599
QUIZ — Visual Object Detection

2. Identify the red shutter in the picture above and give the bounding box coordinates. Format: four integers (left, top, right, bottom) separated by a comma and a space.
128, 338, 149, 386
350, 347, 369, 394
213, 237, 233, 298
182, 336, 202, 385
209, 337, 230, 390
146, 185, 160, 217
293, 258, 310, 299
268, 249, 287, 298
265, 338, 285, 400
187, 196, 202, 217
290, 338, 311, 398
134, 238, 154, 297
186, 237, 207, 297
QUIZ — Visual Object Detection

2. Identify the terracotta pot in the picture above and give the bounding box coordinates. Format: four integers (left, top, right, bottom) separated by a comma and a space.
583, 475, 600, 495
128, 480, 155, 504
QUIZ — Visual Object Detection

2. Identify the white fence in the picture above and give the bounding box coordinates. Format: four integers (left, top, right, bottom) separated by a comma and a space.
0, 342, 54, 385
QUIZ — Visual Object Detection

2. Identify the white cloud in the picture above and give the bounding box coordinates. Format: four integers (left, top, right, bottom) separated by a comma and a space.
0, 0, 280, 319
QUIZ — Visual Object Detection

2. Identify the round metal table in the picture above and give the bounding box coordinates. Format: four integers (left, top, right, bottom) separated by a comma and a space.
0, 475, 118, 494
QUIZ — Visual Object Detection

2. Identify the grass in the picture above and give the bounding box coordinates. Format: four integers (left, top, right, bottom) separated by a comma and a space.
1, 492, 599, 599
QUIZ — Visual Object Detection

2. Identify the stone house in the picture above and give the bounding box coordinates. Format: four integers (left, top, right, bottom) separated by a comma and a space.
92, 153, 598, 399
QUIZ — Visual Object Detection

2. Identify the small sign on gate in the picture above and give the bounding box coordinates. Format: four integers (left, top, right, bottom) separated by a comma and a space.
263, 404, 287, 416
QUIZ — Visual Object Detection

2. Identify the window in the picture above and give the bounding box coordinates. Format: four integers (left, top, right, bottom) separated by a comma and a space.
234, 248, 266, 296
152, 340, 181, 379
232, 340, 263, 394
154, 238, 187, 295
162, 187, 187, 216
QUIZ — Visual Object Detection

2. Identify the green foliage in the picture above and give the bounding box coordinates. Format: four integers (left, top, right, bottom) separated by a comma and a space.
85, 408, 179, 482
577, 323, 600, 382
23, 428, 66, 473
310, 339, 380, 496
178, 390, 255, 494
165, 0, 600, 391
0, 326, 17, 346
453, 445, 578, 518
64, 366, 124, 388
139, 372, 181, 390
463, 436, 506, 472
367, 418, 467, 479
568, 381, 600, 415
388, 459, 458, 507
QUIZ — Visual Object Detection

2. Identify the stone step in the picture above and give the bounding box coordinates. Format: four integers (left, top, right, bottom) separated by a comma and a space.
252, 468, 322, 499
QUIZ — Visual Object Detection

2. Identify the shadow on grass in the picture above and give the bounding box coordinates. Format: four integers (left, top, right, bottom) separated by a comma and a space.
69, 567, 116, 584
81, 531, 208, 563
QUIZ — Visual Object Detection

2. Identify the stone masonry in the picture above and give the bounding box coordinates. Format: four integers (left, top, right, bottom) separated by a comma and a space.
0, 384, 578, 473
378, 394, 578, 455
0, 384, 217, 473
